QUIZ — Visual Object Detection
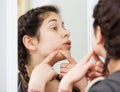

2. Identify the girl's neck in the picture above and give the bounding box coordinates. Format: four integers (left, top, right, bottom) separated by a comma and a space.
108, 59, 120, 74
26, 54, 57, 77
26, 55, 45, 77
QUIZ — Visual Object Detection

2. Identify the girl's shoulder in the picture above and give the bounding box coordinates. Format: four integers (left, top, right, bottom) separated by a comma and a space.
85, 77, 105, 92
86, 70, 120, 92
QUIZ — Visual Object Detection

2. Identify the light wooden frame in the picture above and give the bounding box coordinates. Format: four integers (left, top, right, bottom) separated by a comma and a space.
18, 0, 30, 17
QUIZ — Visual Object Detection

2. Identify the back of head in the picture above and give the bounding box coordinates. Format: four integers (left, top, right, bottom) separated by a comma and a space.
18, 5, 59, 88
93, 0, 120, 73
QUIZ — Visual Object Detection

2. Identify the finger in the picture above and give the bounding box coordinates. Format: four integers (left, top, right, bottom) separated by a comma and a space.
60, 68, 69, 73
60, 72, 66, 77
83, 62, 93, 71
88, 72, 102, 79
77, 62, 93, 79
77, 61, 93, 75
96, 61, 104, 68
59, 73, 66, 79
78, 51, 94, 66
93, 52, 104, 66
59, 74, 62, 79
60, 63, 69, 68
93, 51, 101, 61
41, 51, 58, 64
49, 69, 58, 80
59, 50, 76, 64
95, 65, 103, 73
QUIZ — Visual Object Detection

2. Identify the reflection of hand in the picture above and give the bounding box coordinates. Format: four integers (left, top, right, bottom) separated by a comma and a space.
28, 51, 58, 92
59, 50, 90, 92
87, 51, 104, 80
74, 77, 88, 92
58, 51, 94, 92
60, 63, 76, 79
59, 50, 76, 79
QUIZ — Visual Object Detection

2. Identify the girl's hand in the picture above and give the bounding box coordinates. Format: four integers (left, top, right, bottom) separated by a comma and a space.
58, 51, 94, 92
59, 50, 76, 79
28, 51, 58, 92
87, 52, 104, 80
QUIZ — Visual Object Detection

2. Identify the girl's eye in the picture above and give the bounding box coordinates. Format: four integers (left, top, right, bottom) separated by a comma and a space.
51, 27, 58, 31
62, 24, 67, 30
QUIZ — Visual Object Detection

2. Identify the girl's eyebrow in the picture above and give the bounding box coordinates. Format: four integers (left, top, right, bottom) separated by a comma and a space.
48, 19, 57, 23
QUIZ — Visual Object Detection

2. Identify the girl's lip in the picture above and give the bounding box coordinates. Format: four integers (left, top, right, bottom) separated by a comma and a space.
63, 40, 71, 45
63, 40, 71, 48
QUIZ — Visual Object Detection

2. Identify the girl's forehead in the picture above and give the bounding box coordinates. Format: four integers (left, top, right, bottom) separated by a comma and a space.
43, 12, 62, 24
38, 12, 62, 30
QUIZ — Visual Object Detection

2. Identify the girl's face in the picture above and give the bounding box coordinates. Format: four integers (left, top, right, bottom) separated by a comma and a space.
92, 26, 106, 57
92, 31, 99, 54
36, 12, 71, 61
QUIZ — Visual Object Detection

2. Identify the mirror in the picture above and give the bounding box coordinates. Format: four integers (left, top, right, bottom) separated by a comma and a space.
0, 0, 100, 91
18, 0, 89, 73
28, 0, 89, 73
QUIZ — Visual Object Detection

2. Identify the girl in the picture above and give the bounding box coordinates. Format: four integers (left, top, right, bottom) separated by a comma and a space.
59, 0, 120, 92
18, 5, 103, 92
18, 5, 72, 92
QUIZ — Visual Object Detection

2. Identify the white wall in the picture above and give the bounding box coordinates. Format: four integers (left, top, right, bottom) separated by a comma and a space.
0, 0, 6, 91
0, 0, 17, 91
6, 0, 17, 91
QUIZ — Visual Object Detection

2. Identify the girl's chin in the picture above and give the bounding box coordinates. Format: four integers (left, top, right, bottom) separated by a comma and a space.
55, 54, 66, 62
52, 54, 65, 65
51, 56, 65, 66
48, 50, 71, 64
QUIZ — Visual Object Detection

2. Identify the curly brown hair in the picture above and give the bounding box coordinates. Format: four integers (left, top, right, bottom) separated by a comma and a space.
93, 0, 120, 74
18, 5, 59, 88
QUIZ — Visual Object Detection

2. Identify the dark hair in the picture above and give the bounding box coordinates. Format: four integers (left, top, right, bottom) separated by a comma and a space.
18, 5, 59, 88
93, 0, 120, 74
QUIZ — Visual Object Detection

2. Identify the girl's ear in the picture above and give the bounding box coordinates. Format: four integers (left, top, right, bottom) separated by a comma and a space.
95, 26, 104, 45
22, 35, 38, 51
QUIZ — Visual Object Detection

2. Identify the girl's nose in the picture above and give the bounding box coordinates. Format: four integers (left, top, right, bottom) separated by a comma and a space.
62, 30, 71, 38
